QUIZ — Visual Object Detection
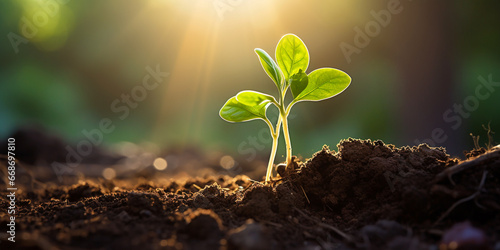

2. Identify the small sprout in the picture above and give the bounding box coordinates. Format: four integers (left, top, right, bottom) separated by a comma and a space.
276, 163, 287, 178
470, 133, 481, 150
220, 34, 352, 183
482, 122, 495, 150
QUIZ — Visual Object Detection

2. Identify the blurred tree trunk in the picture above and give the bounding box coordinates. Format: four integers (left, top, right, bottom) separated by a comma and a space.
390, 0, 461, 154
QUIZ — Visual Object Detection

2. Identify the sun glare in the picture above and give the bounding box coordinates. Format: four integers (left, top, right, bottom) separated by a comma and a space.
145, 1, 281, 144
132, 0, 356, 147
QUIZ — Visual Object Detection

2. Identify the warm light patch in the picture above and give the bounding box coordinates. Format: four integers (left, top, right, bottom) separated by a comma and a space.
102, 168, 116, 180
153, 157, 168, 170
219, 155, 235, 169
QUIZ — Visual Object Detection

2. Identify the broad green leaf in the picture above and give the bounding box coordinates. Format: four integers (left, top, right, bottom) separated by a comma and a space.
255, 48, 283, 90
220, 96, 270, 123
293, 68, 351, 103
276, 34, 309, 85
236, 91, 277, 107
289, 69, 308, 98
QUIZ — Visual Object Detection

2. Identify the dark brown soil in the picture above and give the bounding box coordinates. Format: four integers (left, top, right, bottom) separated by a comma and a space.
1, 138, 499, 250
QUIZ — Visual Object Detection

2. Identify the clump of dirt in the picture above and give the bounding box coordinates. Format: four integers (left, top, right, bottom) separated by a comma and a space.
285, 139, 458, 229
1, 138, 499, 249
464, 147, 487, 159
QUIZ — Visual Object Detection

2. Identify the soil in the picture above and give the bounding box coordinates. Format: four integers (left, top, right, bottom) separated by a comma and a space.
1, 135, 500, 250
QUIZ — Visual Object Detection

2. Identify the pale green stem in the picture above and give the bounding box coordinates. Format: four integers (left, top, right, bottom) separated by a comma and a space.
280, 91, 293, 168
281, 112, 292, 167
285, 101, 295, 117
265, 117, 281, 183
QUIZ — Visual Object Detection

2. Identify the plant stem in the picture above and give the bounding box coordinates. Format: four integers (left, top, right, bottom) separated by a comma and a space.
279, 89, 293, 169
265, 117, 281, 183
281, 112, 292, 168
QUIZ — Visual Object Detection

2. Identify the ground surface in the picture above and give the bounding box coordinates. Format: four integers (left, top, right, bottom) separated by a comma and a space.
1, 137, 499, 250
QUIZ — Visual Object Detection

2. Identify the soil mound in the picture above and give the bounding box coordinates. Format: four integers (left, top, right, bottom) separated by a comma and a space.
1, 139, 499, 249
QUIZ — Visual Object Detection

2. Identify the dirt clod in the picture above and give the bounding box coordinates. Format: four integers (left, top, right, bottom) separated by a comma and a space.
227, 219, 272, 250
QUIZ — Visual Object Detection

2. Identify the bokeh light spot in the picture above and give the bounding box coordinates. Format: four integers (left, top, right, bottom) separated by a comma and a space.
102, 168, 116, 180
219, 155, 234, 170
153, 157, 168, 170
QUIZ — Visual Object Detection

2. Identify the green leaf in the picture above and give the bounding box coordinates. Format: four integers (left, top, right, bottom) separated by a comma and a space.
236, 91, 276, 107
276, 34, 309, 85
220, 96, 270, 123
293, 68, 351, 103
289, 69, 308, 99
255, 48, 283, 90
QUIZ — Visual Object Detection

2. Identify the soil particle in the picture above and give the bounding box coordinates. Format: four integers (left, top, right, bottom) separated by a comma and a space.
236, 184, 276, 220
116, 210, 132, 221
275, 182, 305, 215
356, 220, 413, 249
440, 221, 490, 250
179, 208, 225, 249
227, 219, 273, 250
464, 148, 487, 159
183, 208, 224, 239
67, 182, 103, 202
126, 191, 162, 215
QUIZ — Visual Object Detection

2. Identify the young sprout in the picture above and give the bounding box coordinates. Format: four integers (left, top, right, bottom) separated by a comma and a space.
220, 34, 351, 183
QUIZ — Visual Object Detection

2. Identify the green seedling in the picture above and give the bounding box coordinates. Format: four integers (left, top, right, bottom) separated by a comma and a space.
220, 34, 351, 182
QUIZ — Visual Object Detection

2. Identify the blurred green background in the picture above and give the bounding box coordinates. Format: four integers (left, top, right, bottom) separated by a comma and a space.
1, 0, 499, 160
